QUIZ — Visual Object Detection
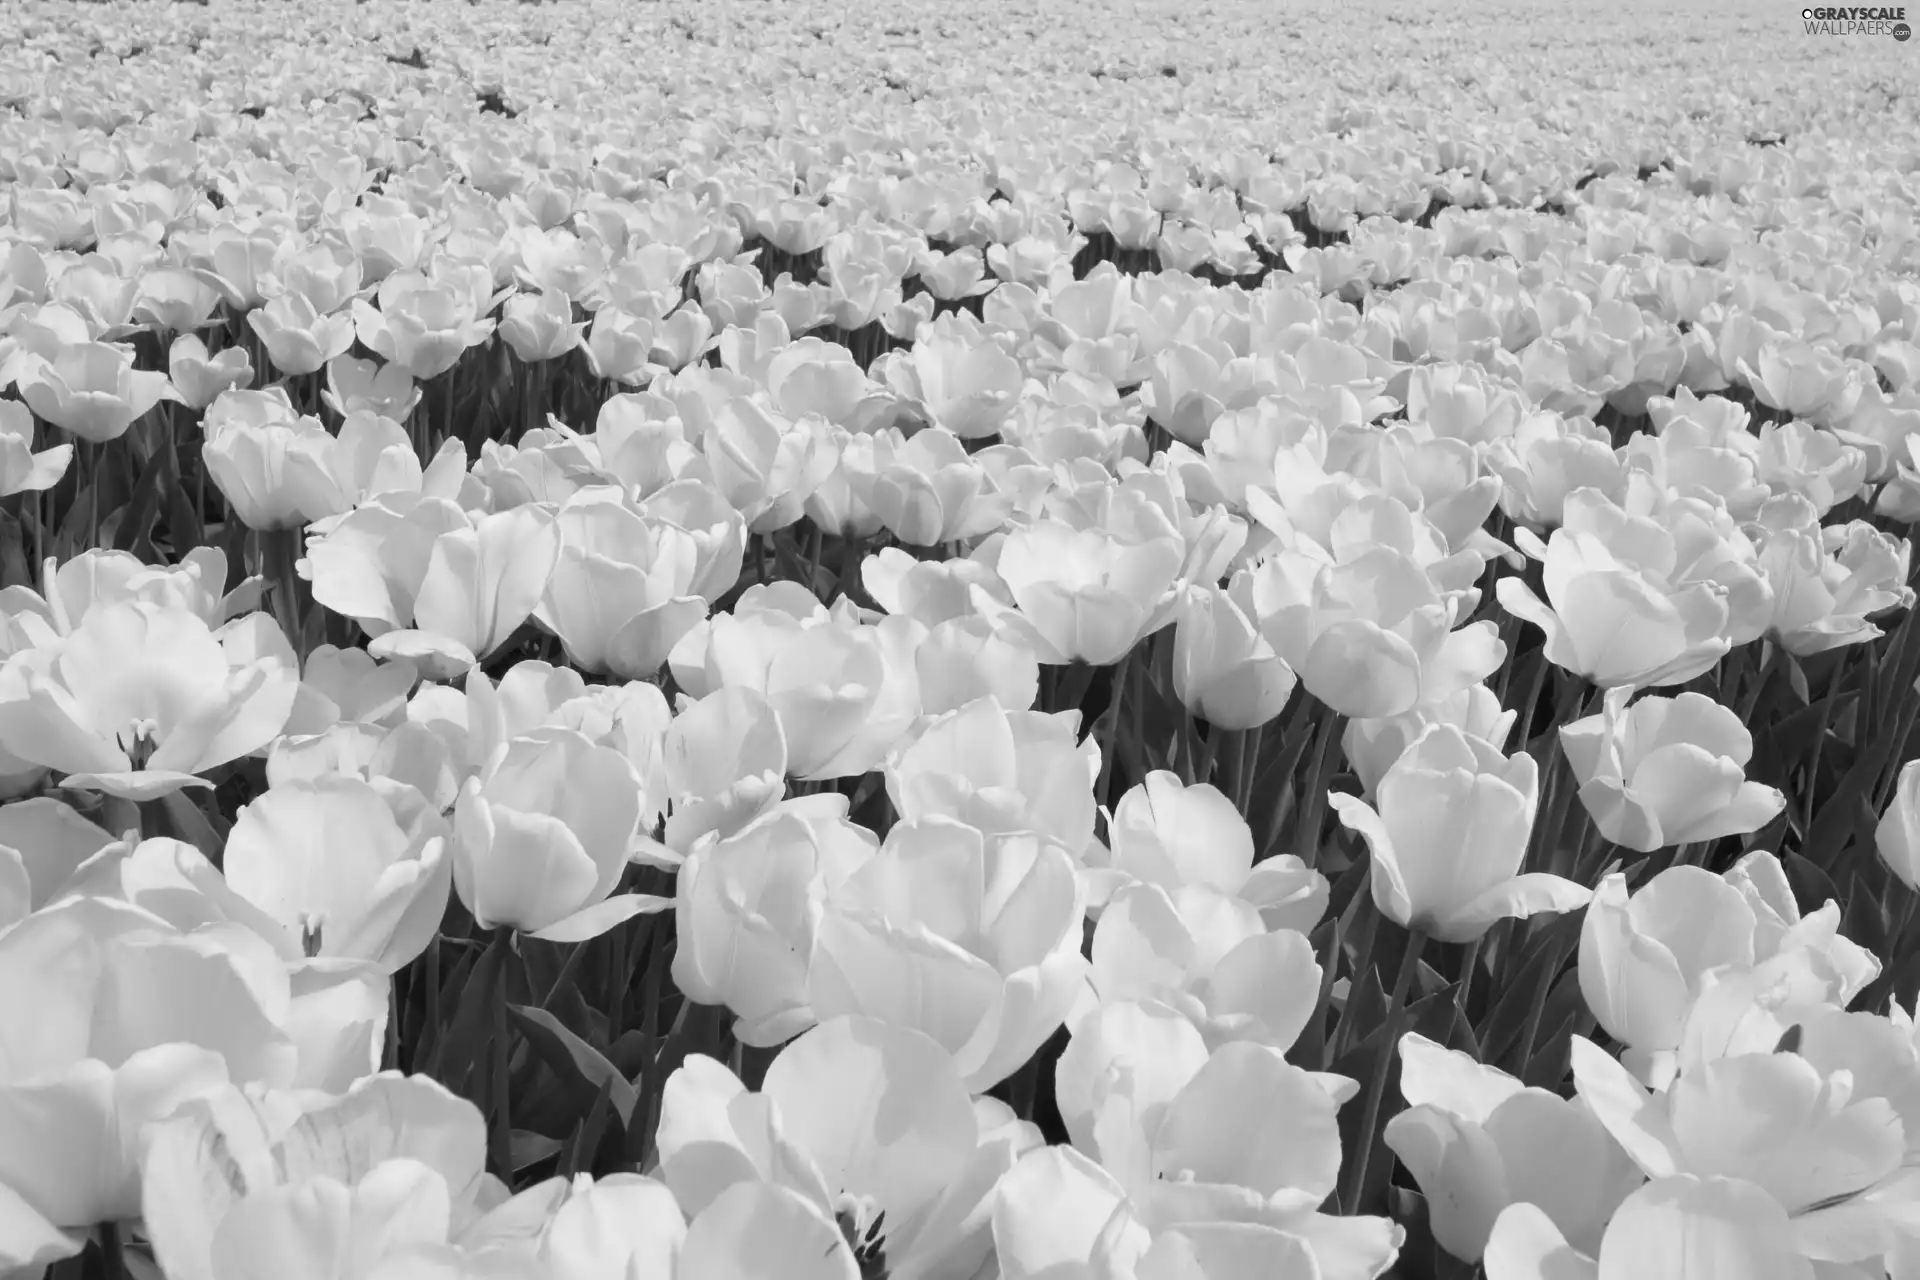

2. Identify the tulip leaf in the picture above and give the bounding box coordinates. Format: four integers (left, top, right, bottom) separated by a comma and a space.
560, 1072, 619, 1180
507, 1002, 639, 1127
510, 1130, 564, 1175
422, 932, 509, 1089
109, 437, 169, 554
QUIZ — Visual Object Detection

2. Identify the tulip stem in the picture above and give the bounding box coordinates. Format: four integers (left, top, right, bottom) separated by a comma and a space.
487, 930, 515, 1183
96, 1222, 127, 1280
1340, 926, 1426, 1215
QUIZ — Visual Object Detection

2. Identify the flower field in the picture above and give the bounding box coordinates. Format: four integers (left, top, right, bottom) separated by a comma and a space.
3, 0, 1920, 1275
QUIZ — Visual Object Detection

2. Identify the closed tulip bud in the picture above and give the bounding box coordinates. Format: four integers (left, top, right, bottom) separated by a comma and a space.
661, 686, 789, 854
1559, 686, 1785, 853
452, 729, 664, 942
651, 302, 716, 372
352, 273, 496, 382
582, 306, 659, 386
1344, 681, 1517, 800
886, 696, 1099, 856
537, 490, 708, 680
812, 819, 1088, 1089
639, 479, 747, 604
247, 291, 357, 377
14, 341, 179, 443
1578, 868, 1757, 1072
1329, 725, 1589, 943
496, 288, 585, 363
673, 801, 877, 1045
1172, 582, 1297, 730
1497, 489, 1735, 689
1385, 1032, 1643, 1262
200, 389, 334, 531
166, 333, 253, 411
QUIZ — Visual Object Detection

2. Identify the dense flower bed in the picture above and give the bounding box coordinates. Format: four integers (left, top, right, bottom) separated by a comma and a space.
2, 0, 1920, 1276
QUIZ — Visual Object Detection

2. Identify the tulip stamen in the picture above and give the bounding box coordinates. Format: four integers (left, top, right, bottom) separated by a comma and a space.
117, 718, 160, 769
833, 1194, 890, 1280
299, 914, 324, 958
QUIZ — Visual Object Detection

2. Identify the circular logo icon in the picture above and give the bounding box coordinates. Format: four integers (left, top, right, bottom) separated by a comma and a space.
1802, 5, 1813, 15
1896, 20, 1912, 38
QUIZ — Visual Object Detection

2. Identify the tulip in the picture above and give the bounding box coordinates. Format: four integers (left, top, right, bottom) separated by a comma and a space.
1749, 496, 1915, 657
1250, 545, 1505, 720
1559, 686, 1785, 852
1171, 581, 1298, 730
885, 696, 1100, 856
1581, 856, 1879, 1085
14, 341, 179, 443
878, 327, 1023, 439
2, 545, 253, 638
166, 334, 254, 412
0, 897, 296, 1269
1384, 1032, 1643, 1262
1000, 1035, 1402, 1280
141, 1073, 499, 1280
309, 498, 561, 680
1572, 1036, 1913, 1260
0, 797, 114, 925
702, 397, 842, 534
672, 798, 876, 1045
658, 686, 789, 854
323, 352, 422, 421
1328, 725, 1590, 944
0, 398, 71, 497
657, 1016, 1042, 1279
452, 729, 665, 942
247, 290, 357, 377
672, 586, 912, 780
1086, 885, 1323, 1053
1344, 681, 1517, 800
581, 306, 659, 386
496, 288, 586, 363
200, 390, 338, 531
977, 515, 1185, 667
352, 273, 497, 382
1094, 771, 1328, 930
0, 601, 298, 800
224, 777, 451, 973
917, 614, 1040, 715
811, 818, 1087, 1090
1496, 489, 1735, 689
1483, 1177, 1818, 1280
842, 425, 1014, 547
536, 490, 709, 680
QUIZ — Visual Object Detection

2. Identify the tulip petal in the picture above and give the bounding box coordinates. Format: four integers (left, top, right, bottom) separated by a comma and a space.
525, 892, 670, 943
1440, 873, 1593, 944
